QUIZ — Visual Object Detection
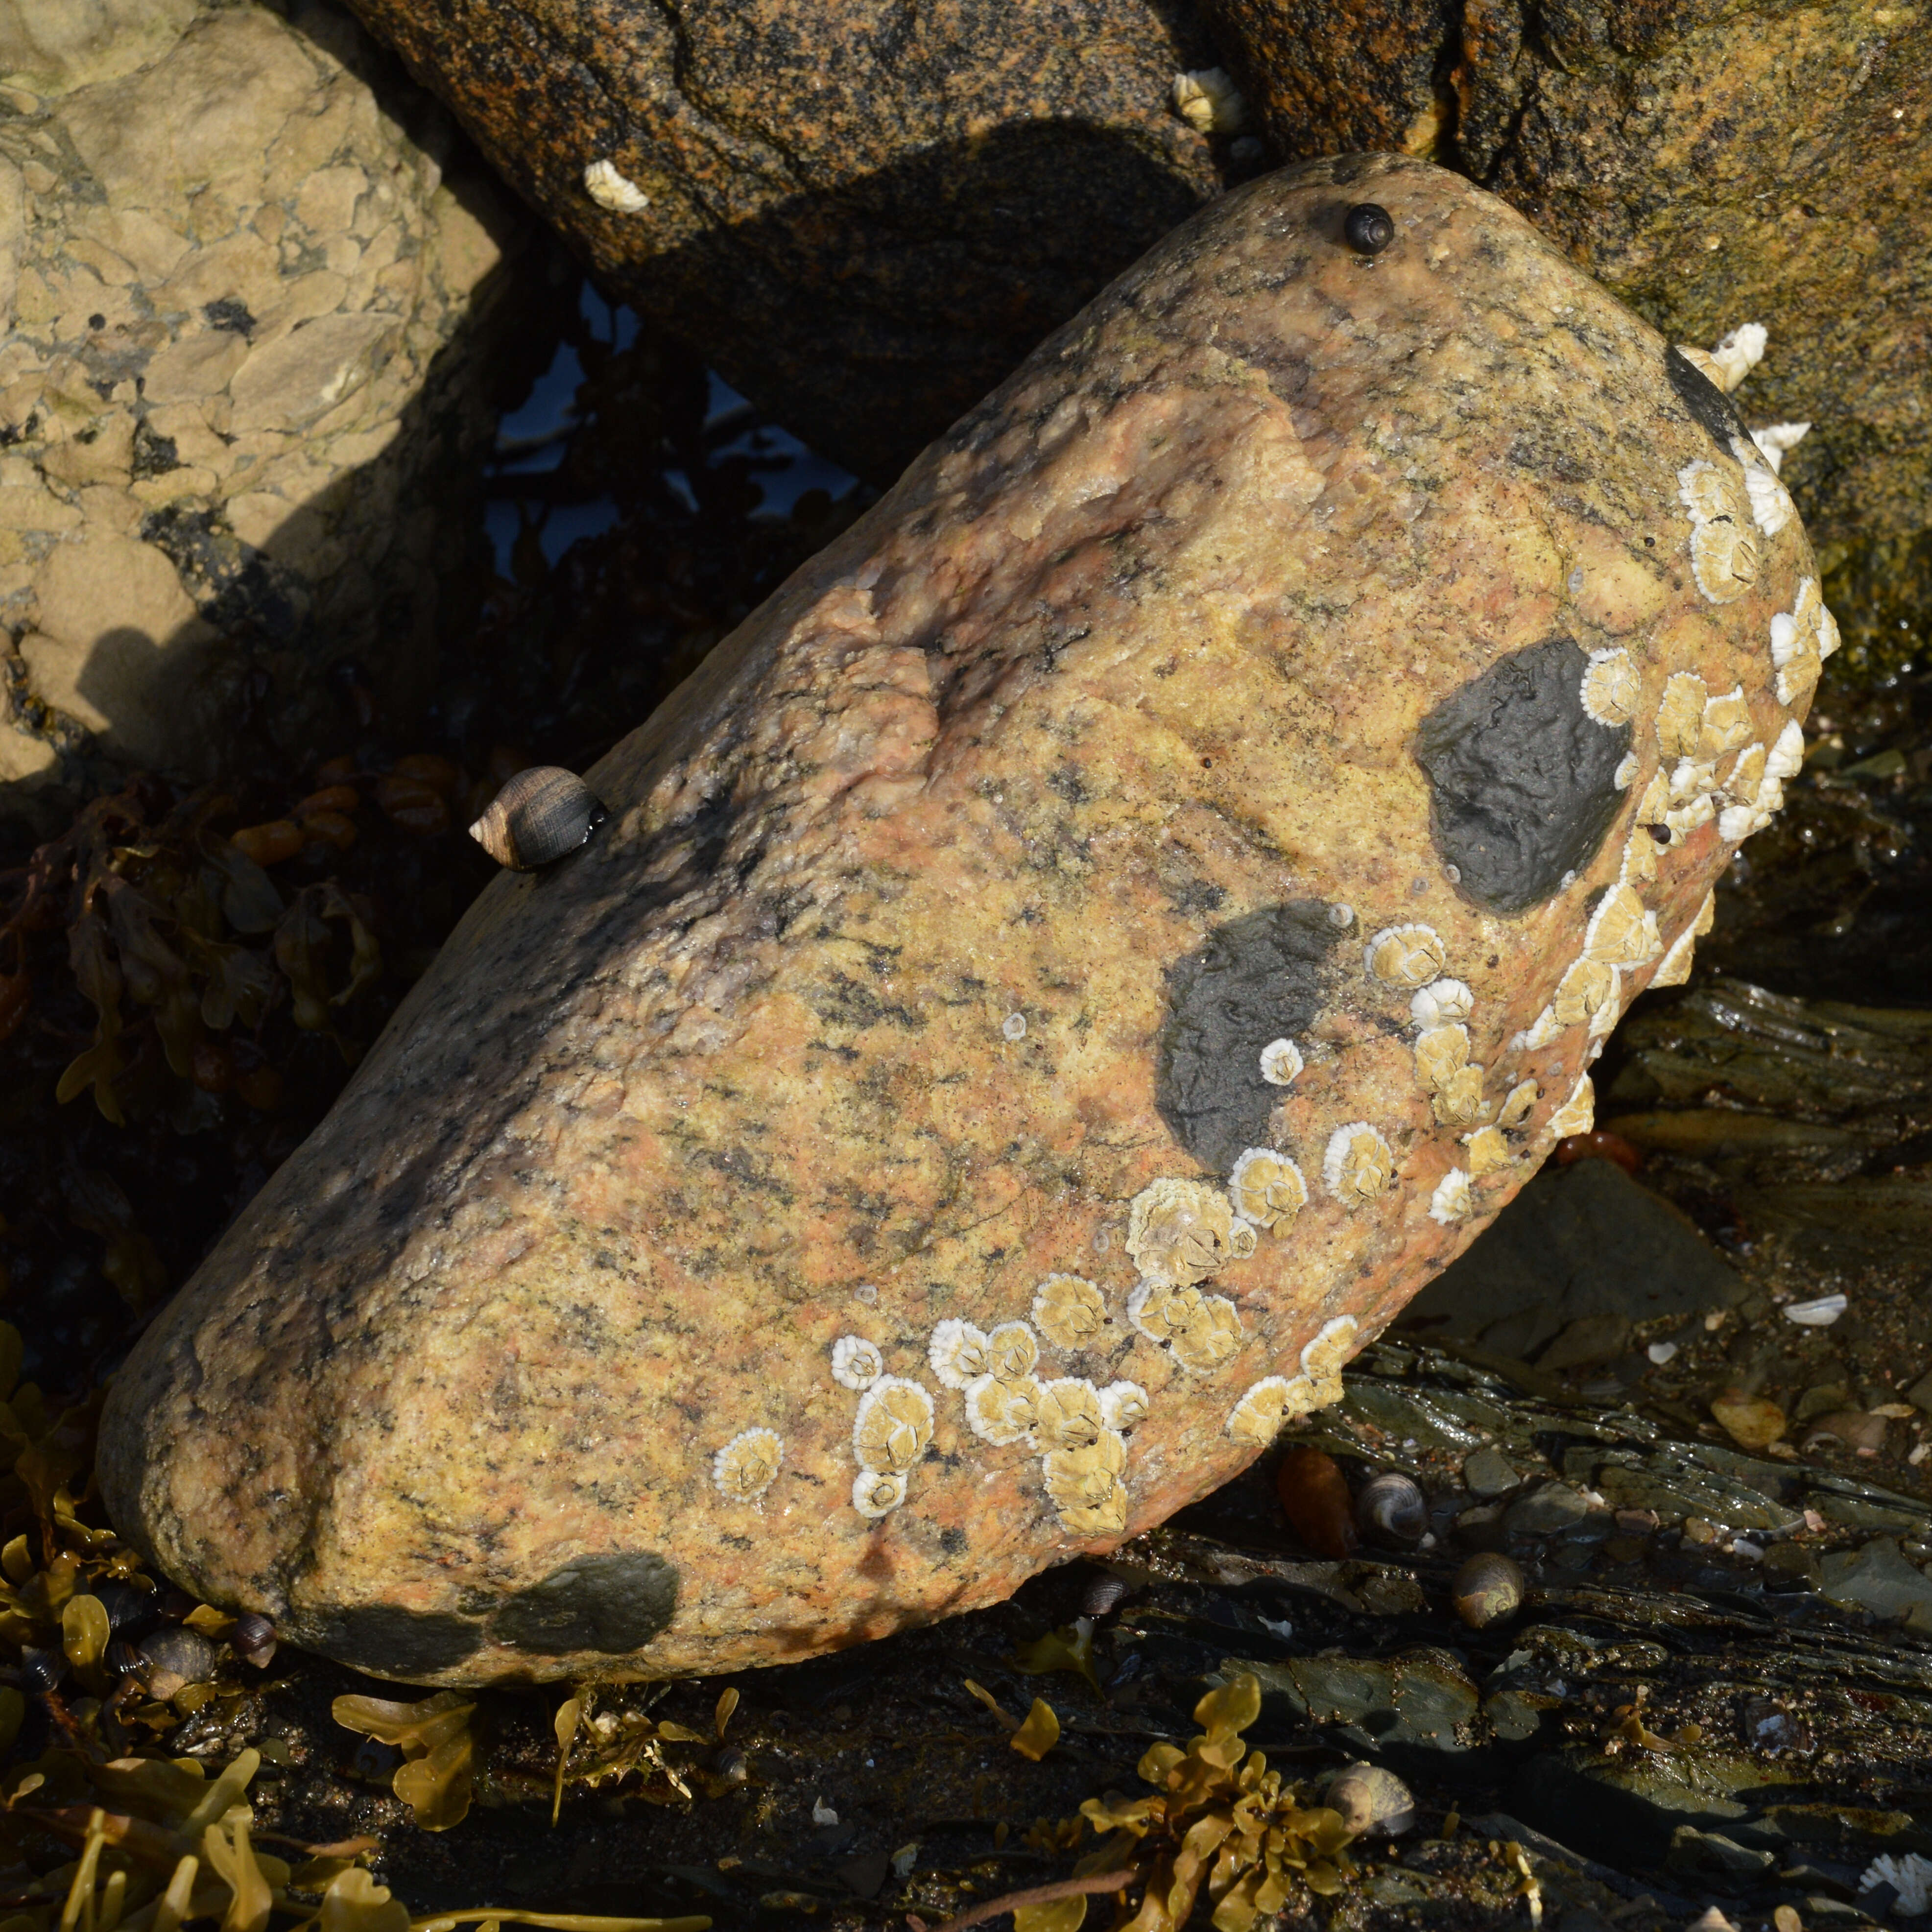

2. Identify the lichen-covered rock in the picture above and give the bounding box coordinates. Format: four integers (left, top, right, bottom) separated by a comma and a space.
100, 154, 1825, 1686
0, 0, 531, 787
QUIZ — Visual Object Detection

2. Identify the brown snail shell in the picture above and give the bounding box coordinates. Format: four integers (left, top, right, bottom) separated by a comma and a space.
137, 1625, 218, 1698
1356, 1470, 1428, 1547
1326, 1762, 1416, 1837
1450, 1551, 1525, 1630
468, 766, 605, 871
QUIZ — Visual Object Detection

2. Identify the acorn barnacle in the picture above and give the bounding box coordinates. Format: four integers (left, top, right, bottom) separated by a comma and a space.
928, 1318, 991, 1391
1651, 917, 1700, 987
1032, 1275, 1107, 1351
831, 1336, 884, 1392
1721, 741, 1767, 803
1655, 672, 1709, 760
1699, 686, 1754, 758
1584, 884, 1662, 968
1043, 1428, 1129, 1530
964, 1371, 1042, 1445
1770, 577, 1826, 706
1732, 435, 1796, 535
1462, 1125, 1510, 1177
1364, 924, 1446, 988
1169, 1293, 1244, 1374
1513, 1006, 1562, 1051
1676, 460, 1758, 603
467, 766, 606, 871
582, 157, 651, 213
1547, 1073, 1596, 1139
1428, 1168, 1473, 1224
1300, 1315, 1358, 1404
1498, 1079, 1539, 1129
1228, 1147, 1309, 1229
1551, 956, 1616, 1029
1226, 1375, 1305, 1446
1125, 1177, 1245, 1288
1580, 648, 1639, 727
1668, 756, 1717, 806
852, 1377, 934, 1474
1128, 1279, 1199, 1345
1322, 1122, 1393, 1207
1099, 1381, 1149, 1432
1431, 1065, 1487, 1128
713, 1427, 784, 1503
985, 1320, 1041, 1383
1409, 978, 1473, 1028
852, 1468, 907, 1519
1259, 1037, 1304, 1085
1614, 750, 1640, 790
1412, 1024, 1468, 1090
1035, 1378, 1106, 1451
1765, 719, 1806, 781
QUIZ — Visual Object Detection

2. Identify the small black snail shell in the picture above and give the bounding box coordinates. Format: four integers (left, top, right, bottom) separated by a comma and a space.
1450, 1551, 1525, 1630
1355, 1471, 1428, 1547
1080, 1570, 1135, 1618
231, 1610, 278, 1668
468, 766, 606, 871
1342, 202, 1395, 256
19, 1644, 67, 1693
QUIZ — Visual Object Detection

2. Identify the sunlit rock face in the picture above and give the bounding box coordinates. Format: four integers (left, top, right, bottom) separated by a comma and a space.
100, 154, 1825, 1686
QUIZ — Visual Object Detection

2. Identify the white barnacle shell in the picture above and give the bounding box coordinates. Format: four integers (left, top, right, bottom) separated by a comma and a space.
1732, 436, 1797, 534
1322, 1121, 1393, 1207
1032, 1274, 1107, 1351
1694, 891, 1717, 937
1099, 1381, 1149, 1432
1228, 1147, 1308, 1229
1721, 742, 1767, 803
1635, 768, 1672, 825
852, 1376, 934, 1474
852, 1468, 907, 1518
985, 1320, 1040, 1383
1550, 954, 1614, 1027
1585, 884, 1662, 967
1547, 1073, 1596, 1139
1614, 749, 1640, 791
1125, 1176, 1243, 1288
1621, 825, 1660, 888
1750, 420, 1810, 474
1587, 973, 1624, 1039
1765, 719, 1806, 781
1669, 756, 1717, 805
712, 1427, 783, 1503
1462, 1124, 1511, 1177
1409, 978, 1473, 1028
1655, 672, 1709, 759
582, 158, 650, 213
1431, 1063, 1488, 1127
963, 1372, 1041, 1446
1699, 686, 1754, 758
1169, 1293, 1244, 1374
1171, 66, 1245, 133
1035, 1378, 1106, 1451
1259, 1037, 1304, 1085
1364, 924, 1447, 989
1127, 1279, 1196, 1345
1300, 1314, 1358, 1395
1680, 458, 1761, 603
1043, 1427, 1128, 1513
1770, 577, 1824, 705
830, 1335, 884, 1391
1677, 458, 1737, 524
1226, 1375, 1306, 1446
1512, 1005, 1563, 1052
1412, 1023, 1470, 1090
1499, 1079, 1539, 1129
1717, 803, 1758, 844
1651, 918, 1700, 987
1428, 1169, 1474, 1224
928, 1318, 990, 1391
1580, 648, 1639, 727
1818, 603, 1841, 660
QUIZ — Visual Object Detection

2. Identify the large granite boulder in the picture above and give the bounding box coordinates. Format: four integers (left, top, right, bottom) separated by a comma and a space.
101, 155, 1826, 1686
0, 0, 533, 790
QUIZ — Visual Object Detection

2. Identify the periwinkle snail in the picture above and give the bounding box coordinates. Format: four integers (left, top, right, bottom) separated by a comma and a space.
1355, 1470, 1428, 1547
1326, 1762, 1416, 1837
468, 766, 605, 871
1450, 1551, 1525, 1630
232, 1610, 278, 1668
1342, 202, 1395, 255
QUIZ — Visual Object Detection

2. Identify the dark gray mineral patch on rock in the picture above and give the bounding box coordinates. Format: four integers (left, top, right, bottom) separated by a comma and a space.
1665, 346, 1751, 454
1158, 901, 1339, 1172
1414, 637, 1631, 916
492, 1552, 680, 1655
313, 1605, 483, 1676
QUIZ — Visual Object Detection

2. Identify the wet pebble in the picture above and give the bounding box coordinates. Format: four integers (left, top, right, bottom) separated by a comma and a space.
1461, 1445, 1519, 1497
1803, 1409, 1887, 1456
1710, 1388, 1787, 1451
1276, 1447, 1357, 1558
1502, 1479, 1590, 1535
1450, 1552, 1524, 1629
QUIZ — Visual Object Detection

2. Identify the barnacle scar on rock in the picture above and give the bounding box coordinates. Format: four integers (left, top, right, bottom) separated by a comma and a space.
1580, 648, 1639, 727
1462, 1125, 1510, 1177
1409, 978, 1473, 1028
830, 1336, 883, 1391
852, 1377, 934, 1474
713, 1427, 784, 1503
467, 767, 604, 871
1498, 1079, 1538, 1129
582, 158, 650, 213
928, 1318, 991, 1391
1171, 66, 1245, 134
1032, 1275, 1107, 1349
1228, 1147, 1308, 1229
985, 1320, 1040, 1383
1548, 1073, 1596, 1139
1126, 1177, 1247, 1287
1299, 1315, 1358, 1407
852, 1468, 907, 1518
1259, 1037, 1304, 1085
1365, 924, 1446, 988
1429, 1168, 1474, 1224
1226, 1375, 1306, 1445
963, 1371, 1042, 1446
1324, 1122, 1393, 1206
1169, 1293, 1244, 1374
1585, 884, 1662, 968
1035, 1378, 1106, 1450
1099, 1381, 1149, 1432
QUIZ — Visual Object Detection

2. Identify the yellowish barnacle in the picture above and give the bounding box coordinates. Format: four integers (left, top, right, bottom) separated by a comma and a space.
1720, 742, 1766, 801
1677, 459, 1737, 524
1771, 577, 1825, 705
1462, 1125, 1511, 1177
1548, 1073, 1596, 1138
1259, 1037, 1304, 1085
1043, 1428, 1128, 1511
1614, 749, 1640, 791
1125, 1176, 1244, 1288
1428, 1168, 1474, 1224
1669, 757, 1717, 806
1431, 1063, 1488, 1127
582, 157, 651, 212
1622, 826, 1660, 888
1127, 1279, 1198, 1344
1585, 884, 1662, 967
1099, 1381, 1149, 1432
1765, 718, 1806, 781
1365, 924, 1447, 988
1694, 891, 1717, 937
1499, 1078, 1539, 1128
1666, 793, 1714, 836
1651, 918, 1699, 987
1699, 686, 1754, 758
1410, 978, 1474, 1028
1514, 1005, 1563, 1051
1169, 1293, 1244, 1374
831, 1335, 884, 1392
928, 1318, 990, 1391
1171, 66, 1245, 134
1580, 648, 1639, 727
1032, 1274, 1107, 1350
1323, 1121, 1393, 1207
986, 1320, 1040, 1383
1635, 768, 1672, 826
852, 1468, 907, 1518
1413, 1023, 1470, 1089
1732, 435, 1796, 535
1228, 1147, 1309, 1229
1818, 603, 1841, 661
1677, 460, 1758, 603
1059, 1491, 1131, 1537
964, 1371, 1041, 1446
1227, 1375, 1309, 1445
1035, 1377, 1106, 1451
1300, 1315, 1358, 1401
852, 1376, 935, 1474
1229, 1217, 1259, 1260
713, 1427, 784, 1503
1656, 672, 1709, 760
1551, 955, 1616, 1026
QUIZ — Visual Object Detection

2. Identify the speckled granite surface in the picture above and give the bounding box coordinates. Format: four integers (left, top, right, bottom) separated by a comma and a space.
100, 155, 1827, 1686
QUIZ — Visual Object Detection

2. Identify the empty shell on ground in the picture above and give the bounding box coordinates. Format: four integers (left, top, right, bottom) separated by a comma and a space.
100, 155, 1818, 1687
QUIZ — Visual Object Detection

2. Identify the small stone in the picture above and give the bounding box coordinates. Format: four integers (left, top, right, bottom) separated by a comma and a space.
1710, 1388, 1787, 1452
1907, 1371, 1932, 1413
1537, 1312, 1631, 1374
1461, 1446, 1520, 1498
1820, 1539, 1932, 1619
1503, 1480, 1590, 1535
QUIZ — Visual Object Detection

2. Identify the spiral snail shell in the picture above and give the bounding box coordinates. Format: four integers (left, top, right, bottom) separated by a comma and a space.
468, 766, 606, 871
1355, 1470, 1428, 1547
1450, 1551, 1525, 1630
1326, 1762, 1416, 1837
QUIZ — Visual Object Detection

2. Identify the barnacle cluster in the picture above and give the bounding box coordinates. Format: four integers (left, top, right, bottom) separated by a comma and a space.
1677, 459, 1759, 604
1412, 1024, 1487, 1127
1364, 924, 1446, 989
1409, 977, 1472, 1027
1126, 1177, 1253, 1287
1128, 1281, 1244, 1374
1771, 576, 1839, 707
852, 1377, 935, 1475
1224, 1317, 1358, 1445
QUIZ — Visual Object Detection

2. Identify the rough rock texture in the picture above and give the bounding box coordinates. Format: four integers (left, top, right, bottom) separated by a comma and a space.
0, 0, 532, 788
1204, 0, 1931, 554
102, 155, 1827, 1686
326, 0, 1232, 485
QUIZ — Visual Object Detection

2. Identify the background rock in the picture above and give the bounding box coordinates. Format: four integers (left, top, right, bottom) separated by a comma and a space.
0, 0, 538, 794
